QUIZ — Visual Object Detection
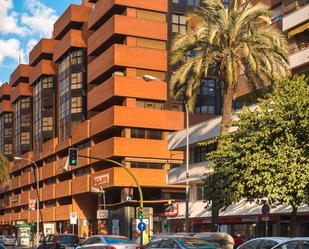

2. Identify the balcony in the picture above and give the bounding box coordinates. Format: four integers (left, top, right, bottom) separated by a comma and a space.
53, 4, 91, 40
10, 212, 20, 221
88, 44, 167, 84
20, 210, 29, 221
56, 138, 71, 153
88, 0, 168, 30
42, 184, 55, 201
91, 137, 183, 160
55, 204, 72, 221
20, 172, 30, 187
72, 175, 90, 195
20, 151, 33, 169
11, 83, 32, 103
88, 14, 167, 56
88, 76, 167, 111
282, 4, 309, 31
20, 191, 29, 206
10, 176, 20, 190
90, 167, 171, 189
55, 180, 72, 198
29, 38, 56, 66
0, 100, 13, 114
29, 60, 57, 85
289, 47, 309, 69
53, 30, 86, 62
71, 120, 90, 145
42, 207, 55, 221
42, 138, 57, 158
10, 64, 30, 87
0, 84, 12, 99
41, 162, 56, 180
76, 148, 90, 168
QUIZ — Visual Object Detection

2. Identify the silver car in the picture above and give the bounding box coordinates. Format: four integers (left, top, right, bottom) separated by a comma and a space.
0, 235, 16, 246
237, 237, 291, 249
76, 235, 138, 249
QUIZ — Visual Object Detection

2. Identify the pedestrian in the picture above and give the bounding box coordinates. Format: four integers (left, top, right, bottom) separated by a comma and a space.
234, 234, 244, 249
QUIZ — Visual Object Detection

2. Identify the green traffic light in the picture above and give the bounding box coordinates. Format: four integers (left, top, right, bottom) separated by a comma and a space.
71, 159, 76, 164
138, 214, 144, 220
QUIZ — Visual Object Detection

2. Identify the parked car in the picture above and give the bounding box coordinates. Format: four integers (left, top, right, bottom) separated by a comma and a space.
76, 235, 138, 249
237, 237, 290, 249
194, 232, 234, 249
0, 243, 5, 249
144, 235, 222, 249
0, 235, 16, 246
272, 238, 309, 249
37, 234, 79, 249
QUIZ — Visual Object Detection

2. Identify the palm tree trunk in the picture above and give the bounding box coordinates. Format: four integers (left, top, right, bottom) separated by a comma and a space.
290, 206, 298, 236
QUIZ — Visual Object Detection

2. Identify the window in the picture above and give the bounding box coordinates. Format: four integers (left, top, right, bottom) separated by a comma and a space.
45, 155, 56, 164
302, 242, 309, 249
4, 128, 12, 137
240, 240, 262, 249
173, 0, 200, 6
172, 14, 187, 33
136, 100, 164, 110
136, 38, 166, 50
131, 162, 163, 169
45, 177, 56, 186
42, 76, 54, 89
149, 130, 162, 140
131, 129, 146, 139
261, 240, 279, 249
223, 0, 229, 8
200, 79, 216, 96
42, 117, 53, 131
4, 113, 12, 123
21, 97, 31, 109
196, 184, 206, 201
271, 6, 282, 23
75, 166, 91, 177
159, 239, 179, 248
136, 9, 166, 22
71, 72, 83, 89
4, 144, 12, 155
71, 97, 83, 113
44, 200, 56, 208
131, 129, 163, 140
21, 132, 30, 145
136, 69, 166, 81
21, 114, 31, 127
195, 105, 215, 114
71, 50, 83, 65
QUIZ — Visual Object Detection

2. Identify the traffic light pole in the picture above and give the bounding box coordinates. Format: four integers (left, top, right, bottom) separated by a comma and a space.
77, 154, 144, 246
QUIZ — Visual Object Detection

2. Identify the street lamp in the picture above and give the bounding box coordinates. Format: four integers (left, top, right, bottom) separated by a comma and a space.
14, 156, 40, 246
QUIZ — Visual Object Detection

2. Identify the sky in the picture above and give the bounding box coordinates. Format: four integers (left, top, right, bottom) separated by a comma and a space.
0, 0, 82, 84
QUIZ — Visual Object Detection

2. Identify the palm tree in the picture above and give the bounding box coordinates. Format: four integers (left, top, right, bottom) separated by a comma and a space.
0, 154, 9, 184
170, 0, 290, 133
169, 0, 290, 231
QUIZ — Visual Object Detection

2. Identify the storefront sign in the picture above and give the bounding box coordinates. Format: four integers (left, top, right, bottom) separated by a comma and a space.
94, 174, 109, 186
70, 212, 77, 225
44, 223, 56, 235
164, 203, 179, 217
241, 216, 259, 223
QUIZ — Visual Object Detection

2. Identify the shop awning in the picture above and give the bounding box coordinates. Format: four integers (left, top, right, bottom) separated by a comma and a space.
288, 22, 309, 38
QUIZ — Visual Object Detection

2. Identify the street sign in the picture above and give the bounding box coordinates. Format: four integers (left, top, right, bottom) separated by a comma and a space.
70, 212, 77, 225
138, 221, 146, 232
262, 204, 270, 215
261, 216, 270, 221
97, 209, 108, 219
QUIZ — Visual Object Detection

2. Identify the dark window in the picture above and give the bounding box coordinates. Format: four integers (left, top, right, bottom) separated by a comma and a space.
4, 113, 12, 123
71, 72, 83, 89
42, 117, 53, 131
131, 129, 163, 140
195, 105, 215, 114
71, 97, 82, 113
71, 50, 83, 65
21, 97, 31, 109
21, 114, 31, 127
301, 242, 309, 249
131, 162, 163, 169
104, 237, 133, 244
21, 132, 30, 145
261, 240, 279, 249
159, 239, 179, 248
200, 79, 216, 96
42, 76, 54, 89
240, 240, 262, 249
196, 184, 206, 201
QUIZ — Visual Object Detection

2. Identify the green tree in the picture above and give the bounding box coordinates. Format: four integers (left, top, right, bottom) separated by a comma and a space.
170, 0, 289, 231
204, 75, 309, 236
0, 154, 9, 184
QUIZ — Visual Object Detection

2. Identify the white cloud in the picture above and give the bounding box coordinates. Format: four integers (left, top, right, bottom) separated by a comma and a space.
0, 0, 28, 35
26, 38, 38, 54
0, 38, 26, 65
21, 0, 58, 38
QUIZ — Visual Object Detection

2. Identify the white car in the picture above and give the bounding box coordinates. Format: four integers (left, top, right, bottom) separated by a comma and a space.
237, 237, 290, 249
272, 238, 309, 249
76, 235, 138, 249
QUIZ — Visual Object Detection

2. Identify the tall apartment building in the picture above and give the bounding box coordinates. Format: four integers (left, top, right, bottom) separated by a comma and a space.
0, 0, 192, 240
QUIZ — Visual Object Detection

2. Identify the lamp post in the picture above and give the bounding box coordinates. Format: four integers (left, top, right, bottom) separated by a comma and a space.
183, 102, 190, 232
14, 157, 40, 246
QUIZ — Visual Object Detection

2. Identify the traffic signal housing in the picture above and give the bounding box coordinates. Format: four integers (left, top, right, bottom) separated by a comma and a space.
30, 221, 37, 234
137, 207, 144, 220
68, 148, 78, 166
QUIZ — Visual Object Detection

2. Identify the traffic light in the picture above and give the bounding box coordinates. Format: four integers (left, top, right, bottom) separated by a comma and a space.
68, 148, 78, 166
137, 207, 144, 220
30, 221, 37, 234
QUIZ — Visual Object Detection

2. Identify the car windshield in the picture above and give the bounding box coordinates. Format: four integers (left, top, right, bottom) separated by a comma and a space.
177, 237, 221, 249
105, 237, 133, 244
59, 235, 77, 245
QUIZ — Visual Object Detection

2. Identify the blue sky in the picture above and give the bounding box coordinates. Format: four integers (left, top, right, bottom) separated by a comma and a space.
0, 0, 82, 84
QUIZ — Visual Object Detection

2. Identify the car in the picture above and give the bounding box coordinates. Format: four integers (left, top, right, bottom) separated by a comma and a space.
0, 235, 16, 246
151, 233, 195, 241
272, 238, 309, 249
37, 234, 79, 249
237, 237, 291, 249
76, 235, 138, 249
0, 244, 5, 249
194, 232, 234, 249
144, 235, 222, 249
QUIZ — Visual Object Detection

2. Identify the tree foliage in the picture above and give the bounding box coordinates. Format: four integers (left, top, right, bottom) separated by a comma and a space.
169, 0, 290, 133
0, 154, 9, 184
203, 75, 309, 233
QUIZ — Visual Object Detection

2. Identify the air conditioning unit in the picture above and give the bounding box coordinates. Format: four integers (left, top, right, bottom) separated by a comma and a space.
112, 71, 124, 76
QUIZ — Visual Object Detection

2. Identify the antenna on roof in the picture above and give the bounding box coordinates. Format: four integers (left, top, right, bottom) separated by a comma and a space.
18, 49, 21, 64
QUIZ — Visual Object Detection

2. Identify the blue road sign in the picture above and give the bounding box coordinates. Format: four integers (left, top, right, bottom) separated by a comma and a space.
138, 221, 146, 232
